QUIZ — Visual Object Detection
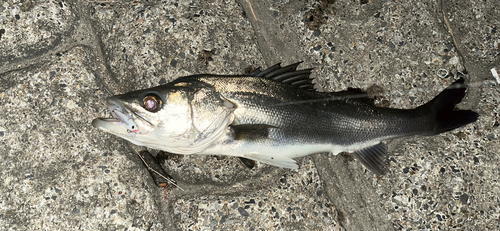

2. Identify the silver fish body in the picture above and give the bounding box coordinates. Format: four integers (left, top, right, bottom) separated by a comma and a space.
93, 63, 478, 174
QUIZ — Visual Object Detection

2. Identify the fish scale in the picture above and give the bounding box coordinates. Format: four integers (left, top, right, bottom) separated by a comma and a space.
196, 75, 429, 145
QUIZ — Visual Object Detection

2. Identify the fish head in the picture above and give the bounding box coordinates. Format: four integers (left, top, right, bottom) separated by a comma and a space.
92, 79, 235, 154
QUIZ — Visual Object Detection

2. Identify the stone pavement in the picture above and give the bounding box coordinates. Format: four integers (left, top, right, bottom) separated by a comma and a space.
1, 0, 499, 230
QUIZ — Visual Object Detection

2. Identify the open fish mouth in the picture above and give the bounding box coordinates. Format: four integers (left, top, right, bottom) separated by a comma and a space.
92, 99, 139, 136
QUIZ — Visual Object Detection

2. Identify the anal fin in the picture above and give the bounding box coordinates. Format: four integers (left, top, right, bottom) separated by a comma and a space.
244, 153, 298, 169
353, 142, 388, 175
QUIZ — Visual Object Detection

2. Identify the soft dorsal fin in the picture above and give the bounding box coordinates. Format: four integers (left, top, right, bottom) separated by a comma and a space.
328, 87, 374, 104
246, 62, 315, 91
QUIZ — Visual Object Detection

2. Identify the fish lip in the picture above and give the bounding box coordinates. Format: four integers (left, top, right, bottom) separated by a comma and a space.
92, 98, 139, 135
91, 117, 126, 134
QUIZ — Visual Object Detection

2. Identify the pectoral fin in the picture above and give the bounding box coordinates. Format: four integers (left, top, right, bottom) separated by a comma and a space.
230, 124, 277, 141
230, 124, 297, 169
244, 153, 298, 169
353, 142, 388, 175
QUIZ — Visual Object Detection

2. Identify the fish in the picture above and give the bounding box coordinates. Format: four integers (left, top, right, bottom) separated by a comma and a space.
92, 63, 479, 175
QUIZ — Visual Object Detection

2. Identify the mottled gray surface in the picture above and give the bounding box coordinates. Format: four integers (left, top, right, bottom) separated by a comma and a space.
0, 0, 498, 230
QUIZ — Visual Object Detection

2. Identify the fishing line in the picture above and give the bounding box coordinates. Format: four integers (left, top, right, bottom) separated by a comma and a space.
135, 149, 184, 191
269, 68, 499, 107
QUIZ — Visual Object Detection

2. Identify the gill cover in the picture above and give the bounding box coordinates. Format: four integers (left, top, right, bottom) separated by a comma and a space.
93, 79, 236, 155
152, 80, 236, 154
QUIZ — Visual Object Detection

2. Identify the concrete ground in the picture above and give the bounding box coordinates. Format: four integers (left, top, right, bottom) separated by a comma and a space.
1, 0, 499, 230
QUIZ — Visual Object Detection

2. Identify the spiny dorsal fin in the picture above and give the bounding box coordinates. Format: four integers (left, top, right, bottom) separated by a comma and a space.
246, 62, 316, 91
353, 142, 388, 175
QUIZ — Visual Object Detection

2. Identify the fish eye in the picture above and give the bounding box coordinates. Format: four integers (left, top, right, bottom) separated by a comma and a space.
143, 94, 162, 112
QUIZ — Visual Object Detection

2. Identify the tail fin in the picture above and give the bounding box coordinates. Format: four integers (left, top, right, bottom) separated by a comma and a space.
421, 78, 478, 135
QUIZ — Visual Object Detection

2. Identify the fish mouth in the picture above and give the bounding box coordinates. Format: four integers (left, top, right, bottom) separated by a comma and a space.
92, 99, 139, 136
